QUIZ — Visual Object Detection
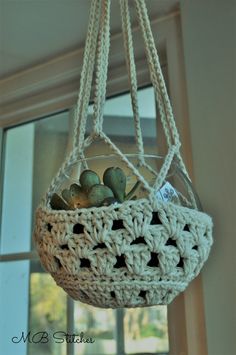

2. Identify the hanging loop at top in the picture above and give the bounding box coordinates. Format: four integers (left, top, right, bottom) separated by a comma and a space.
120, 0, 144, 161
92, 0, 111, 136
135, 0, 180, 146
134, 0, 179, 149
73, 0, 101, 152
134, 0, 190, 179
45, 0, 191, 203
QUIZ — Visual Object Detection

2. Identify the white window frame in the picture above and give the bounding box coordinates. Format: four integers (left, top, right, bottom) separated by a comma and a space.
0, 11, 208, 355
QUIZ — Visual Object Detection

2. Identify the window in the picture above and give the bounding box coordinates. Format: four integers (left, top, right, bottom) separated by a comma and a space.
0, 87, 169, 355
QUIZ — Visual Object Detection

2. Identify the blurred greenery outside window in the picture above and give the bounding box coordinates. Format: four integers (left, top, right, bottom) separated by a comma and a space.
0, 87, 169, 355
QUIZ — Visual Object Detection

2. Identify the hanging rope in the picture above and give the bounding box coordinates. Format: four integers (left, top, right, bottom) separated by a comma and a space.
73, 0, 101, 151
120, 0, 144, 160
45, 0, 101, 201
119, 0, 160, 179
134, 0, 190, 179
92, 0, 111, 135
45, 0, 192, 202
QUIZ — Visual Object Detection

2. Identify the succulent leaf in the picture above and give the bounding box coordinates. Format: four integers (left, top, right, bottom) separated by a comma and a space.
88, 184, 114, 207
50, 193, 71, 210
103, 167, 126, 202
79, 170, 100, 192
61, 189, 74, 208
69, 184, 90, 208
70, 183, 84, 196
101, 197, 118, 206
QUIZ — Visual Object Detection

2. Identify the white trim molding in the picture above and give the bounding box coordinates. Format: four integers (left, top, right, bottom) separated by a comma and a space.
0, 12, 179, 128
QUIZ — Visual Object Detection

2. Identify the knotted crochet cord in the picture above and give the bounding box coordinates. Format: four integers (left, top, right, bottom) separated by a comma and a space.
34, 0, 213, 308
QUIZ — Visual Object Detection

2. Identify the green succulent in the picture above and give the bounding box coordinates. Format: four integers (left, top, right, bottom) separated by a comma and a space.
62, 183, 90, 209
79, 170, 100, 192
61, 188, 74, 207
103, 167, 126, 202
88, 184, 114, 207
103, 167, 141, 202
70, 183, 84, 196
50, 166, 141, 211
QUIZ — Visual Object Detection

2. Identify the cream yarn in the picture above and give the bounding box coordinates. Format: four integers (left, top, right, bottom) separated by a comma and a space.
35, 198, 212, 308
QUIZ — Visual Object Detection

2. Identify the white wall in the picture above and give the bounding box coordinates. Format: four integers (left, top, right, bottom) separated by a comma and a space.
180, 1, 235, 355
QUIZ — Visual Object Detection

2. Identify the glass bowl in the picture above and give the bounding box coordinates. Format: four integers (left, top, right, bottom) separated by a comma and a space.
51, 154, 202, 211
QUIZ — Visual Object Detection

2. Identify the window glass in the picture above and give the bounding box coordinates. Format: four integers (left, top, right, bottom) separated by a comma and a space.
88, 86, 158, 156
0, 87, 169, 355
28, 261, 67, 355
74, 303, 116, 355
32, 111, 70, 218
124, 307, 169, 354
0, 261, 30, 355
0, 124, 34, 253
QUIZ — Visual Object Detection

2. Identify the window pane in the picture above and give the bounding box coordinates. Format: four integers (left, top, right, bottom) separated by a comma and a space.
102, 86, 156, 119
0, 86, 169, 355
124, 306, 169, 354
87, 86, 158, 156
28, 261, 67, 355
0, 124, 34, 253
0, 260, 30, 355
32, 111, 70, 218
0, 87, 157, 254
74, 302, 116, 355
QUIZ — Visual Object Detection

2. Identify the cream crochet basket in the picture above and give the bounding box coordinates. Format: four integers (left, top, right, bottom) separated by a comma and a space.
34, 0, 213, 308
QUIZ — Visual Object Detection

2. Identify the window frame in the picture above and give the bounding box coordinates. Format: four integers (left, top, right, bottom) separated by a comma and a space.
0, 11, 207, 355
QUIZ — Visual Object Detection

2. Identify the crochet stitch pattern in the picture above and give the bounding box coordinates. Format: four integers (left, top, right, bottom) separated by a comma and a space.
34, 198, 213, 308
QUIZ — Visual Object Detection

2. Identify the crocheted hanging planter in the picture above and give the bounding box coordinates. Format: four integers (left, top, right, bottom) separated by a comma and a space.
34, 155, 213, 308
34, 0, 213, 308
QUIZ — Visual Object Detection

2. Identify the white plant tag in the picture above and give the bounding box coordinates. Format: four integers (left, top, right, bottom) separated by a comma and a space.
156, 182, 178, 202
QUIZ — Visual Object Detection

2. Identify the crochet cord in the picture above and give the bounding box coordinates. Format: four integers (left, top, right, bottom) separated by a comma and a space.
45, 0, 101, 201
45, 0, 192, 206
119, 0, 160, 179
92, 0, 111, 135
134, 0, 190, 180
74, 0, 101, 151
120, 0, 144, 160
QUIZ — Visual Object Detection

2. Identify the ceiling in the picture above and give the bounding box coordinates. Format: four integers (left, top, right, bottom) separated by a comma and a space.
0, 0, 179, 80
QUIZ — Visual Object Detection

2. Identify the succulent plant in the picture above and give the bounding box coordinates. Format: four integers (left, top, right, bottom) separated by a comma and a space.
70, 183, 84, 196
70, 183, 91, 208
88, 184, 114, 207
50, 166, 141, 210
79, 170, 100, 192
61, 188, 74, 207
101, 196, 118, 206
62, 183, 90, 209
103, 167, 126, 202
